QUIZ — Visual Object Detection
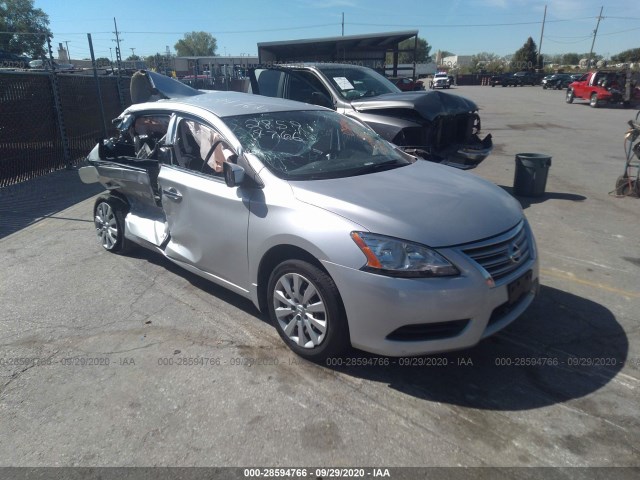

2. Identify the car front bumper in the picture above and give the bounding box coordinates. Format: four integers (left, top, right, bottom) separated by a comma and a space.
322, 242, 539, 357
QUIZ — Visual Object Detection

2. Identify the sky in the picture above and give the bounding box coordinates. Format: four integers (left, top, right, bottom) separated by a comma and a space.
34, 0, 640, 61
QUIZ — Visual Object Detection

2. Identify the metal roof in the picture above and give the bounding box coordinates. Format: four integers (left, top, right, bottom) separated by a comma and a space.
258, 30, 418, 61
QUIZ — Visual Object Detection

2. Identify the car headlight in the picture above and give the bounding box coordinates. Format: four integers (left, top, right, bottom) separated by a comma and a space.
350, 232, 459, 278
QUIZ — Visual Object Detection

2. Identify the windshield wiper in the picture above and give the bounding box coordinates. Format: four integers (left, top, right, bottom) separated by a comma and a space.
347, 159, 406, 176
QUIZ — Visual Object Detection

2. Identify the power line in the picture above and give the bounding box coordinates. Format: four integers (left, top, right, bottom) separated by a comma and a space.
348, 17, 595, 28
597, 26, 640, 36
119, 23, 336, 35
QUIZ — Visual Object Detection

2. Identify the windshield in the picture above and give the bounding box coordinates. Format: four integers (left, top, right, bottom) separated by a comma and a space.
316, 66, 400, 100
224, 110, 413, 181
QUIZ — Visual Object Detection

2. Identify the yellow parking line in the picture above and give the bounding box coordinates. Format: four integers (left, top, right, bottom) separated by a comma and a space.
540, 268, 640, 299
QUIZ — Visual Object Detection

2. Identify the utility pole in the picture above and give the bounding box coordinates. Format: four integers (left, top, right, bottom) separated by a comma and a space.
113, 17, 123, 71
65, 40, 71, 61
130, 47, 136, 58
88, 33, 108, 138
587, 6, 604, 70
537, 4, 547, 71
113, 17, 125, 108
341, 12, 344, 36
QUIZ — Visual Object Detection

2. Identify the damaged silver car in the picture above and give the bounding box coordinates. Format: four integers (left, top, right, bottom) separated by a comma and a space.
248, 64, 492, 169
80, 71, 538, 360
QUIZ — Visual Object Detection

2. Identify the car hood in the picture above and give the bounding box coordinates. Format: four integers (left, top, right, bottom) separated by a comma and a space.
349, 91, 478, 121
289, 161, 521, 248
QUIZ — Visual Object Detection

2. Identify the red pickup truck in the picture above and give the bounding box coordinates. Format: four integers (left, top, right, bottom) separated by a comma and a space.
566, 70, 640, 108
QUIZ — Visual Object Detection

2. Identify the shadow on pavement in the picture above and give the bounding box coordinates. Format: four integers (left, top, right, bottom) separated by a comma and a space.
329, 285, 627, 411
127, 244, 627, 411
499, 185, 587, 209
0, 168, 103, 239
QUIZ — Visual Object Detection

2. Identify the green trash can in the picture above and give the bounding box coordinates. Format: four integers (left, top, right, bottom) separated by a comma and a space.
513, 153, 552, 197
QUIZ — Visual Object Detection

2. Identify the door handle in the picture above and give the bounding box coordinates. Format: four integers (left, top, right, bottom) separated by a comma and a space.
162, 187, 183, 201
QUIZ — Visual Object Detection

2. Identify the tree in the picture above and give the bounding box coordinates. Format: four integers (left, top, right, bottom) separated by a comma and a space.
512, 37, 538, 70
562, 53, 580, 65
611, 48, 640, 63
174, 31, 217, 57
126, 54, 140, 61
386, 37, 432, 64
0, 0, 51, 57
469, 51, 502, 72
439, 51, 455, 58
95, 57, 111, 67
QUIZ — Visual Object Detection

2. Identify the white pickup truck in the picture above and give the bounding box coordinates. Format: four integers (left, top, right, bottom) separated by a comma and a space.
431, 72, 451, 89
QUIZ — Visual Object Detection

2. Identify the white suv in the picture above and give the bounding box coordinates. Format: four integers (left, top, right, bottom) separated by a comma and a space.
431, 72, 450, 89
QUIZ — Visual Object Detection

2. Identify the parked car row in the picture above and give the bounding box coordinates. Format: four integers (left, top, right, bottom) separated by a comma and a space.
0, 52, 77, 71
490, 72, 544, 87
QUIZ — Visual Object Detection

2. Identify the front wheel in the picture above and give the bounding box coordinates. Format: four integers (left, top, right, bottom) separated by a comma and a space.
590, 93, 599, 108
93, 196, 131, 253
267, 260, 349, 361
566, 88, 574, 104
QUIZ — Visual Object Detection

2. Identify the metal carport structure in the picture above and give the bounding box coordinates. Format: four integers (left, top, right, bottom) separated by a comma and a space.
257, 30, 419, 78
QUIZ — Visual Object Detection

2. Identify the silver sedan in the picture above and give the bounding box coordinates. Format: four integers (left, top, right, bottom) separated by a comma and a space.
80, 73, 539, 360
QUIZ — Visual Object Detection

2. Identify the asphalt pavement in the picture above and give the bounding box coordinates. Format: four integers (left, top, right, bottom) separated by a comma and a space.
0, 85, 639, 471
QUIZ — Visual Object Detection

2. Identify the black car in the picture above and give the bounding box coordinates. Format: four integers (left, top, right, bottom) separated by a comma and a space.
249, 63, 493, 169
513, 71, 541, 86
490, 74, 521, 87
0, 51, 30, 69
541, 74, 572, 90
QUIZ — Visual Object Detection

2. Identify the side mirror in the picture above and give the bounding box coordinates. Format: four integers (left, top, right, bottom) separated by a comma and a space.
311, 91, 334, 109
223, 162, 245, 187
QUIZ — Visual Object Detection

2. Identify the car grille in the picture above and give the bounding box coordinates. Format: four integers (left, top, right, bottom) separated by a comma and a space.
460, 222, 531, 284
432, 113, 472, 149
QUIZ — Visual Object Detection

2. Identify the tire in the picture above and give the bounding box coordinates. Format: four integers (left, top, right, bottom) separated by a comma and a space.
543, 85, 547, 90
267, 259, 349, 361
566, 88, 574, 104
93, 195, 131, 254
590, 93, 599, 108
615, 175, 639, 197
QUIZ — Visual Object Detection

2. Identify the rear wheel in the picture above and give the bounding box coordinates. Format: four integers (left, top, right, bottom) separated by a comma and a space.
93, 196, 131, 253
267, 260, 349, 361
615, 175, 639, 197
566, 88, 575, 104
590, 93, 599, 108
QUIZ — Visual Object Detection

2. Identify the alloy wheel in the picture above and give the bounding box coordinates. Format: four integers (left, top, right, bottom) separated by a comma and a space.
95, 202, 118, 250
272, 272, 327, 349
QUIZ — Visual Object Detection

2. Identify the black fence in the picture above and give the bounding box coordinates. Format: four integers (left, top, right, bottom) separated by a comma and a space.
0, 71, 131, 187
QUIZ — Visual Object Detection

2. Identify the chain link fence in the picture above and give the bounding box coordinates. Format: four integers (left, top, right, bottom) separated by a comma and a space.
0, 71, 131, 187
